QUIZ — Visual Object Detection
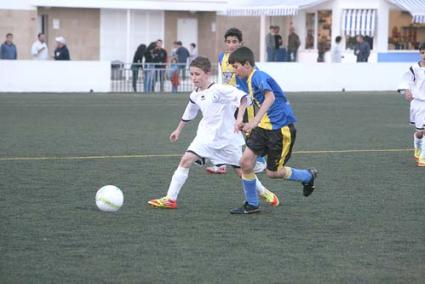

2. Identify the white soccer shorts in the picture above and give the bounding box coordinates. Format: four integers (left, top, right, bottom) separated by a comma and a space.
187, 138, 242, 167
410, 99, 425, 130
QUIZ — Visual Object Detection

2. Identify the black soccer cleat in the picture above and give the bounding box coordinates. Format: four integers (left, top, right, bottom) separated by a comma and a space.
230, 202, 260, 214
302, 168, 318, 197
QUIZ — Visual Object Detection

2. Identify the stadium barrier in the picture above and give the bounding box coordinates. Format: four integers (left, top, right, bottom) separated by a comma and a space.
0, 60, 413, 93
111, 63, 219, 93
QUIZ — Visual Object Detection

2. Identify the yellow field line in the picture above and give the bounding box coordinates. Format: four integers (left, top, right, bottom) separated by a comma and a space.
0, 148, 413, 161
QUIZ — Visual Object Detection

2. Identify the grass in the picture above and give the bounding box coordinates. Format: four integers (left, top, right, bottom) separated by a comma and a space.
1, 92, 424, 283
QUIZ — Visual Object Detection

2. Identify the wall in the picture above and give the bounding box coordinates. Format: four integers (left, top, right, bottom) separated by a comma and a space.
38, 7, 100, 60
257, 62, 411, 92
0, 60, 111, 92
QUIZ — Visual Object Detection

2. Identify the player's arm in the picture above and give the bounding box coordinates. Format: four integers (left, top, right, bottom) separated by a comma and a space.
170, 98, 199, 142
397, 69, 415, 102
235, 96, 248, 132
243, 91, 275, 132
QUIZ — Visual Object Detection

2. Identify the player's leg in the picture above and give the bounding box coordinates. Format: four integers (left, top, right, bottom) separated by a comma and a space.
412, 100, 425, 166
265, 124, 318, 197
232, 167, 280, 207
148, 151, 199, 208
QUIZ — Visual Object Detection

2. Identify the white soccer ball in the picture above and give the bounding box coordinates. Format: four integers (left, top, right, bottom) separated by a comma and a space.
95, 185, 124, 212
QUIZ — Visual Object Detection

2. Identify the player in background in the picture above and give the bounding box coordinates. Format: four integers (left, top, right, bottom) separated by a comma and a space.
398, 42, 425, 167
206, 27, 267, 175
148, 56, 279, 209
228, 47, 318, 214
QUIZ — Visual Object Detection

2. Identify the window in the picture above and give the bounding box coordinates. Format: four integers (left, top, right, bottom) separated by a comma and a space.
388, 10, 425, 50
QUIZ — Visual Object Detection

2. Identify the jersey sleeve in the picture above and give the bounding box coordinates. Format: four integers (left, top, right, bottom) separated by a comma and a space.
254, 71, 274, 94
181, 94, 200, 121
215, 84, 250, 107
397, 67, 415, 91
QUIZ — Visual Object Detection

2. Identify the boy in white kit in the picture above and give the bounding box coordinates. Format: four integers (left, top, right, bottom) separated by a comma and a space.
148, 56, 279, 209
398, 42, 425, 167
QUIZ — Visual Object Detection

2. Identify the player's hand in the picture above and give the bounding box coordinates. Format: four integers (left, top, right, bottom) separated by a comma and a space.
169, 130, 180, 143
242, 121, 257, 133
234, 120, 244, 132
404, 90, 413, 102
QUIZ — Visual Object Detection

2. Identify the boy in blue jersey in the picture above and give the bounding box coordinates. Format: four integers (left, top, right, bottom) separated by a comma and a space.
228, 46, 318, 214
206, 27, 267, 175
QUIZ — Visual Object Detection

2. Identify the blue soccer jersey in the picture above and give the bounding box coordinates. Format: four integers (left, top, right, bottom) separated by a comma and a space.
235, 69, 297, 130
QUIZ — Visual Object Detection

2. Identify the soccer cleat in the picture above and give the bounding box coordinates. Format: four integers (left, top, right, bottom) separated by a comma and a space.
259, 189, 280, 207
206, 165, 227, 174
414, 148, 421, 162
302, 168, 318, 197
230, 202, 260, 214
417, 157, 425, 167
254, 160, 267, 173
148, 196, 177, 209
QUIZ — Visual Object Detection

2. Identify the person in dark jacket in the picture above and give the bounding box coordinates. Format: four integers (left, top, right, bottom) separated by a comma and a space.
174, 41, 190, 80
0, 33, 17, 60
354, 35, 370, 62
132, 44, 146, 92
54, 36, 70, 60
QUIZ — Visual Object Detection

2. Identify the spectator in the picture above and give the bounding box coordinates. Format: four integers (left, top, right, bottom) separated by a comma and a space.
131, 43, 146, 92
174, 41, 190, 80
287, 26, 300, 62
167, 57, 180, 93
54, 36, 70, 60
331, 36, 343, 63
154, 39, 168, 92
317, 34, 329, 62
143, 41, 157, 92
265, 25, 276, 62
274, 26, 286, 62
187, 43, 198, 66
0, 33, 17, 60
354, 35, 370, 62
305, 29, 314, 49
31, 33, 48, 60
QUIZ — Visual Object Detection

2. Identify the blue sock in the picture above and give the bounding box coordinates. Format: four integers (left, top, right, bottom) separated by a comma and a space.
287, 168, 312, 183
256, 156, 266, 163
242, 178, 259, 207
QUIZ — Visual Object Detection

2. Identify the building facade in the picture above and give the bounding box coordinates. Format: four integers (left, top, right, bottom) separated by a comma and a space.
0, 0, 423, 62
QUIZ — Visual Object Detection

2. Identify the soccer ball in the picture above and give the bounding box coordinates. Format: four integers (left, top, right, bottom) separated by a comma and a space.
95, 185, 124, 212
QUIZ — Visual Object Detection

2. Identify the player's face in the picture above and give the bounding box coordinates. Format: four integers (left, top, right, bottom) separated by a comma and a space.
225, 36, 241, 53
232, 62, 251, 78
420, 49, 425, 61
190, 66, 209, 88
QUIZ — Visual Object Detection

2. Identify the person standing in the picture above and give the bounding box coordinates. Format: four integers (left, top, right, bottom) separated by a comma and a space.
331, 36, 343, 63
265, 25, 276, 62
354, 35, 370, 62
317, 34, 329, 63
54, 36, 70, 60
287, 27, 300, 62
155, 39, 168, 92
0, 33, 17, 60
187, 43, 198, 66
174, 41, 190, 80
31, 33, 48, 60
131, 44, 146, 92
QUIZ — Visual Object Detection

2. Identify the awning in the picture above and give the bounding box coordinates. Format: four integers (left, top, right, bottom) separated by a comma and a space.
342, 9, 377, 37
223, 0, 330, 16
389, 0, 425, 23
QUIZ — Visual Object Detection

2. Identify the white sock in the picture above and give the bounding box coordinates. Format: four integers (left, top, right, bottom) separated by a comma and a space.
255, 177, 267, 195
414, 133, 422, 149
166, 166, 189, 200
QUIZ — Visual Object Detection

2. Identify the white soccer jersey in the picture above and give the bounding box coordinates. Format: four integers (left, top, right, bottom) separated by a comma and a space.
399, 62, 425, 101
181, 83, 248, 149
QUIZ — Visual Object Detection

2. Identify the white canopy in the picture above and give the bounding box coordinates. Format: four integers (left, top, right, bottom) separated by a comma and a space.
388, 0, 425, 23
223, 0, 330, 16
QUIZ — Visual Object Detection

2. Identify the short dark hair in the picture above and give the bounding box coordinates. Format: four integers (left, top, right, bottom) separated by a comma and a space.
6, 33, 12, 37
224, 27, 242, 42
228, 46, 255, 67
190, 43, 196, 48
335, 36, 342, 43
38, 33, 44, 38
419, 42, 425, 51
190, 56, 211, 73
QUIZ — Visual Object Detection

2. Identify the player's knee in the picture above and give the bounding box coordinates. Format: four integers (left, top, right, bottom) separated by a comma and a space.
239, 158, 253, 170
179, 156, 193, 168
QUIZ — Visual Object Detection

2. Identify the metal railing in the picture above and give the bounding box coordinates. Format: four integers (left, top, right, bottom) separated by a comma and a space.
111, 62, 219, 93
